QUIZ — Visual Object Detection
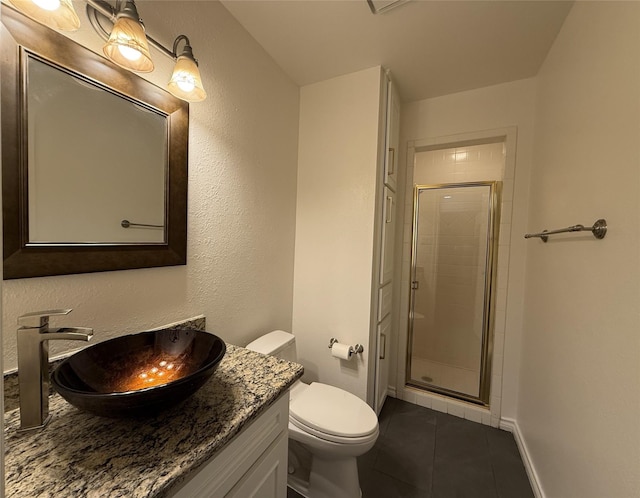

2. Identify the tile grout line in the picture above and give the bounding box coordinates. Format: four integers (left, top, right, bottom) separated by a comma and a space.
429, 411, 438, 496
486, 426, 501, 498
369, 398, 395, 478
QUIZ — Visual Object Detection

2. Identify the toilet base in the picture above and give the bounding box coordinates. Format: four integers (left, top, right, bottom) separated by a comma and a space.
288, 482, 362, 498
287, 440, 363, 498
287, 475, 311, 497
309, 454, 361, 498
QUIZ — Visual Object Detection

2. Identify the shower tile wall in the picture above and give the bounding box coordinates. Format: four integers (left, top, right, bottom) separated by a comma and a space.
399, 138, 515, 427
414, 143, 505, 184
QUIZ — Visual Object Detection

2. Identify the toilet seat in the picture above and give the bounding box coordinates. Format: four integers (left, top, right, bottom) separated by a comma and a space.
289, 382, 378, 444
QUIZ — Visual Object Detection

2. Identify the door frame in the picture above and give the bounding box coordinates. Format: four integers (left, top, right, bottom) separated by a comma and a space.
395, 126, 517, 416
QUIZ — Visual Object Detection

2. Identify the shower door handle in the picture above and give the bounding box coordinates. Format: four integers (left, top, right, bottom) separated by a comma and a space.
411, 280, 419, 290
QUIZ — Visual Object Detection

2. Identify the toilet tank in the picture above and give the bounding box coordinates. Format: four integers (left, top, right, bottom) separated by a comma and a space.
245, 330, 297, 362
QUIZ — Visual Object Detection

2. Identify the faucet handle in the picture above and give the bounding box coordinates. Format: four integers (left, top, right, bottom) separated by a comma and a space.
18, 309, 73, 328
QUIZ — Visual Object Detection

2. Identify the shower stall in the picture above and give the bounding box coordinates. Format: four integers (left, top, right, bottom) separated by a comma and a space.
407, 180, 501, 405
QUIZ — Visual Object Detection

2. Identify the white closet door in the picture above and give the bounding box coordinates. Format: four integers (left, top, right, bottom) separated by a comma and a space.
375, 312, 392, 414
379, 186, 396, 286
384, 79, 400, 191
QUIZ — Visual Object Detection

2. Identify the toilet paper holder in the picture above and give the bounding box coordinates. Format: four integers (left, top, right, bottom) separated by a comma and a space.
328, 338, 364, 355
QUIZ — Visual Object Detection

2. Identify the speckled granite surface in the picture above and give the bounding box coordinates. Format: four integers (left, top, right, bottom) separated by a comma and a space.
4, 344, 303, 498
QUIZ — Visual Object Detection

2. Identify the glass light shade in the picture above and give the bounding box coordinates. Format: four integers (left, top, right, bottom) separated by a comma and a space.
167, 56, 207, 102
103, 16, 154, 73
9, 0, 80, 31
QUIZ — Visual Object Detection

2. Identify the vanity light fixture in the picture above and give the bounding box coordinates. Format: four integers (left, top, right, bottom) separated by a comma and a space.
86, 0, 207, 101
167, 35, 207, 103
102, 0, 153, 73
8, 0, 207, 102
8, 0, 80, 31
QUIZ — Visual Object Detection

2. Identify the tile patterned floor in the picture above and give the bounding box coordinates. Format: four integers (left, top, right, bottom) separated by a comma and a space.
288, 396, 534, 498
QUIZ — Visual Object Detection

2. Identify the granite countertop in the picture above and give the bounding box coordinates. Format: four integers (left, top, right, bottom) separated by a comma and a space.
4, 344, 303, 498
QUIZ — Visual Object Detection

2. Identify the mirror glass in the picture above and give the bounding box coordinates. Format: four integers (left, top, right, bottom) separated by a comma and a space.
1, 5, 188, 279
26, 54, 167, 244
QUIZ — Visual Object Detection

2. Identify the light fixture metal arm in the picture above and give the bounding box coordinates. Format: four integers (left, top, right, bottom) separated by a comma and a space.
172, 34, 199, 65
172, 35, 190, 56
86, 0, 177, 61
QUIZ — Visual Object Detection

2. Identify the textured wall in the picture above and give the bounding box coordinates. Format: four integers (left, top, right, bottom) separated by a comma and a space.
519, 2, 640, 496
2, 1, 300, 371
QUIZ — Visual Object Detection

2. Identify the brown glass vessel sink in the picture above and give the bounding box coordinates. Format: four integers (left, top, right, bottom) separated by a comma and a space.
51, 329, 226, 418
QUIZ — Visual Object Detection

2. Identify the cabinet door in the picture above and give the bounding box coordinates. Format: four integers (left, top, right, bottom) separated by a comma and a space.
384, 79, 400, 191
169, 395, 288, 498
226, 433, 288, 498
378, 281, 392, 322
375, 313, 392, 414
379, 186, 396, 286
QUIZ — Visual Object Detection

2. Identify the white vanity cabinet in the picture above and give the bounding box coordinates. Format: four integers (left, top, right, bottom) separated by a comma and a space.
170, 394, 289, 498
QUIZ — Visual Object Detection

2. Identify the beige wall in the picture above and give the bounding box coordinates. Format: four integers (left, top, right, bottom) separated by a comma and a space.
2, 1, 300, 371
519, 2, 640, 496
397, 78, 536, 421
292, 66, 383, 401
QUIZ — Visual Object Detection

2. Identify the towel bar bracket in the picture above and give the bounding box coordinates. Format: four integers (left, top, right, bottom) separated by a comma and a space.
591, 218, 607, 240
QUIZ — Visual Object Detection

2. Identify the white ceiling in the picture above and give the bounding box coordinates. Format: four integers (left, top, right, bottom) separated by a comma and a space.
220, 0, 573, 103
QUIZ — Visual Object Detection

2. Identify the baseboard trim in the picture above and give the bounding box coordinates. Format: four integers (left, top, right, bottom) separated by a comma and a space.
500, 417, 544, 498
387, 386, 397, 397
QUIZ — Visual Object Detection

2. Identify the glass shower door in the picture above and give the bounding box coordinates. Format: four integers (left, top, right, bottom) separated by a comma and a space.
407, 182, 500, 404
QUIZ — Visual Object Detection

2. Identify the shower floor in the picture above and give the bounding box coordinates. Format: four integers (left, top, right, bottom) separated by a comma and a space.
409, 356, 479, 397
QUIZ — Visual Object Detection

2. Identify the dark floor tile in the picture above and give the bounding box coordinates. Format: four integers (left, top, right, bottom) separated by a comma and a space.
360, 466, 430, 498
378, 396, 398, 435
485, 429, 534, 498
485, 428, 520, 462
388, 396, 424, 413
434, 413, 490, 463
287, 485, 304, 498
492, 463, 535, 498
431, 461, 498, 498
373, 422, 435, 490
389, 402, 438, 435
358, 445, 379, 470
390, 397, 438, 420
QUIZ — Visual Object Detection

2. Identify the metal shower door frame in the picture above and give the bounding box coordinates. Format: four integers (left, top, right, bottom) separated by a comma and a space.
406, 181, 502, 406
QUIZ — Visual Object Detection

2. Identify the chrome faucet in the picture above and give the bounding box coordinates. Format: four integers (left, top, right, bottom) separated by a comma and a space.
17, 309, 93, 431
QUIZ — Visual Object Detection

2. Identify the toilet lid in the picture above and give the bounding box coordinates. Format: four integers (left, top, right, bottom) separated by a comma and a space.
289, 382, 378, 438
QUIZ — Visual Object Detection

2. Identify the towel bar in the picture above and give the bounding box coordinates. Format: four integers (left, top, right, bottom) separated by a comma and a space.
524, 219, 607, 242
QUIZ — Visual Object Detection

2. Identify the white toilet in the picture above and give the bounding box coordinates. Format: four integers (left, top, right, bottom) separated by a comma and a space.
245, 330, 379, 498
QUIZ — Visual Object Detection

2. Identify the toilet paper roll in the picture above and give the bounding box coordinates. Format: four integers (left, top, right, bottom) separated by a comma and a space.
331, 343, 352, 360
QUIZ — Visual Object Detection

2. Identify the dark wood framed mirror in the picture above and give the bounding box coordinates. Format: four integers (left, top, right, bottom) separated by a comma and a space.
1, 5, 188, 279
